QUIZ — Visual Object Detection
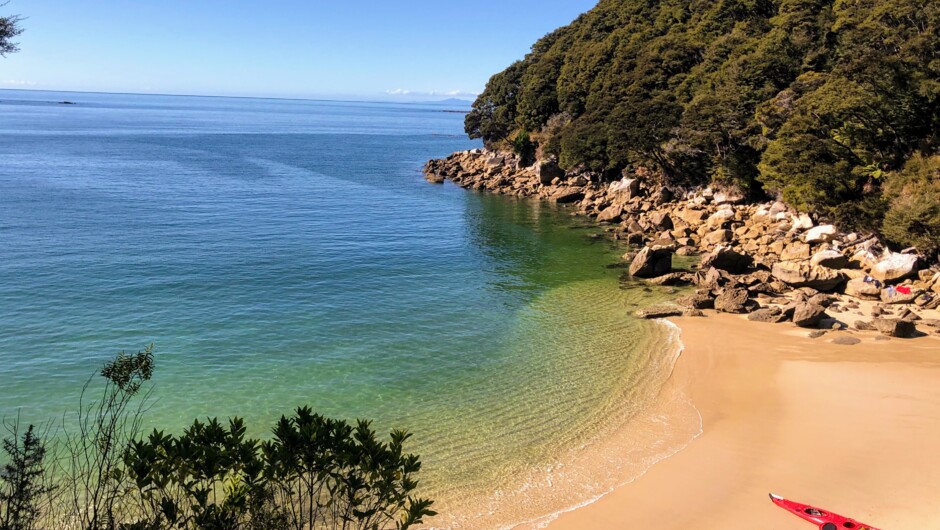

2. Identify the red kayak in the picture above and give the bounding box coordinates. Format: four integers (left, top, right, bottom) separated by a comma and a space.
770, 493, 881, 530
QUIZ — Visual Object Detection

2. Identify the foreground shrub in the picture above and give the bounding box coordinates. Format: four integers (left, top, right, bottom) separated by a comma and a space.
124, 410, 433, 530
1, 423, 52, 530
1, 347, 434, 530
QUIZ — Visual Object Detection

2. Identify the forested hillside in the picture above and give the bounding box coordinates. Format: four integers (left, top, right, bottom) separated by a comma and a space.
466, 0, 938, 251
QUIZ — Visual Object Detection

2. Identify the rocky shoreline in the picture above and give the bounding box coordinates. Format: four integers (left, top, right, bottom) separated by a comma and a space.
425, 150, 940, 340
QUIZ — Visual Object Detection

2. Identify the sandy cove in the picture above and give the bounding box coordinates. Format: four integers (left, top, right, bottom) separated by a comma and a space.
541, 313, 940, 530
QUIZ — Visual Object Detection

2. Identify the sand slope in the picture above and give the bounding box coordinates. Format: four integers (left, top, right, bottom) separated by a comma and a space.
546, 314, 940, 529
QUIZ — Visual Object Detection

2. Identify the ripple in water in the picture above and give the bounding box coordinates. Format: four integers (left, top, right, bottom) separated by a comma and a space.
0, 90, 700, 529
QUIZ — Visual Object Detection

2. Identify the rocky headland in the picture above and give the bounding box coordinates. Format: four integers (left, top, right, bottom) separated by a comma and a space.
425, 150, 940, 340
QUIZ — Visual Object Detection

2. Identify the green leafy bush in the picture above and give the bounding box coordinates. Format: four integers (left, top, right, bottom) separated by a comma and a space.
881, 155, 940, 257
1, 348, 434, 530
124, 410, 434, 530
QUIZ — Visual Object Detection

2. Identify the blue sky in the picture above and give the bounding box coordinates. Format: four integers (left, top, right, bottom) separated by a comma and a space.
0, 0, 598, 100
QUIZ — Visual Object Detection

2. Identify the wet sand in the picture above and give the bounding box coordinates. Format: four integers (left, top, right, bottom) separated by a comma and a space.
545, 313, 940, 529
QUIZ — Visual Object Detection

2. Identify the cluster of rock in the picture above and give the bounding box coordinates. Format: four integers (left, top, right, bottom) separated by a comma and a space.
424, 150, 940, 339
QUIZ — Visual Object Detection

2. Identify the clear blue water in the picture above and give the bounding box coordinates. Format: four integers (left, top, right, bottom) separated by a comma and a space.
0, 90, 687, 528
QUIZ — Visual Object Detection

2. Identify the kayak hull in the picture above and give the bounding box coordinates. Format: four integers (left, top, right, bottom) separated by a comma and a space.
769, 494, 881, 530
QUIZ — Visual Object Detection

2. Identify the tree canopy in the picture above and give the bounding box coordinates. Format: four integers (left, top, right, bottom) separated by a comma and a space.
0, 5, 23, 57
467, 0, 939, 238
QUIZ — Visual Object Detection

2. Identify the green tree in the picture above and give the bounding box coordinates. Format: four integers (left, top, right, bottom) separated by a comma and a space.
0, 4, 23, 57
464, 0, 939, 238
1, 424, 51, 530
881, 154, 940, 257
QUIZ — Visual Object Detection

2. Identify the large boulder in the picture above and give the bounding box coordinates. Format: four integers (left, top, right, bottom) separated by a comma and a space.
772, 261, 846, 292
425, 173, 446, 184
874, 318, 917, 338
781, 241, 812, 261
485, 156, 506, 169
700, 247, 753, 274
870, 253, 919, 283
649, 211, 673, 230
692, 267, 724, 290
678, 208, 708, 226
596, 205, 624, 223
707, 209, 736, 228
714, 288, 750, 314
748, 307, 790, 323
629, 246, 674, 278
804, 224, 838, 244
610, 177, 641, 199
677, 292, 716, 310
703, 229, 733, 245
713, 190, 745, 205
549, 187, 585, 204
651, 187, 675, 206
810, 250, 849, 270
792, 213, 814, 231
793, 302, 826, 328
844, 277, 881, 300
880, 287, 921, 305
849, 249, 879, 270
536, 160, 565, 184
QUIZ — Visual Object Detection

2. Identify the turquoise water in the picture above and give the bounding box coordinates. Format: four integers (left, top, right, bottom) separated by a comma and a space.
0, 90, 689, 528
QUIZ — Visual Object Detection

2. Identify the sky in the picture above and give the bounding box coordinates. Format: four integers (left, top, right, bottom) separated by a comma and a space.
0, 0, 598, 101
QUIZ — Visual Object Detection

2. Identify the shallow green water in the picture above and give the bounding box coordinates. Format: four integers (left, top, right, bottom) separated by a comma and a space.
0, 91, 691, 528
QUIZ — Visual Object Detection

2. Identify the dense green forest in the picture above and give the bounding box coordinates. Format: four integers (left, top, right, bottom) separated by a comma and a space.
467, 0, 939, 251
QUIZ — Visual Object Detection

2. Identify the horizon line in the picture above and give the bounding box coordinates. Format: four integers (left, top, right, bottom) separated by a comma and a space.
0, 87, 475, 106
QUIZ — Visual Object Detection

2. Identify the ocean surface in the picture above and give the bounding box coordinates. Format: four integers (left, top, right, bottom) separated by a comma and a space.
0, 90, 696, 528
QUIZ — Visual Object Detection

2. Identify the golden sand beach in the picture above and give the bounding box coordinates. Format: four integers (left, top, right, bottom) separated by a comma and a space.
545, 313, 940, 529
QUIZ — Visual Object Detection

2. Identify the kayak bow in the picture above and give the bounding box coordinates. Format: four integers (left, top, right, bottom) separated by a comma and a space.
769, 494, 881, 530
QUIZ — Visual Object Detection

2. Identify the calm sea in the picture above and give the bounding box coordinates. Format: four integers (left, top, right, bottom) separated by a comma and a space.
0, 90, 694, 528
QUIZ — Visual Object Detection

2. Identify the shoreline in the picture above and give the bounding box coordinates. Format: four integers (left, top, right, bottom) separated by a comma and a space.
543, 313, 940, 529
429, 295, 702, 530
506, 318, 703, 530
422, 150, 940, 529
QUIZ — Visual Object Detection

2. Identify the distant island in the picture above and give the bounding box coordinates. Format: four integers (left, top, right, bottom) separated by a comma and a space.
433, 97, 473, 106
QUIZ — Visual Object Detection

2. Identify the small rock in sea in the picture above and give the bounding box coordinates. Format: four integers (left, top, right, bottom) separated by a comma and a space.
634, 306, 684, 319
832, 336, 861, 346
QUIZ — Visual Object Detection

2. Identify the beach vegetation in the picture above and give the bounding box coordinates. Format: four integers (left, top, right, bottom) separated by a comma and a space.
0, 347, 434, 530
881, 154, 940, 258
1, 423, 52, 530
